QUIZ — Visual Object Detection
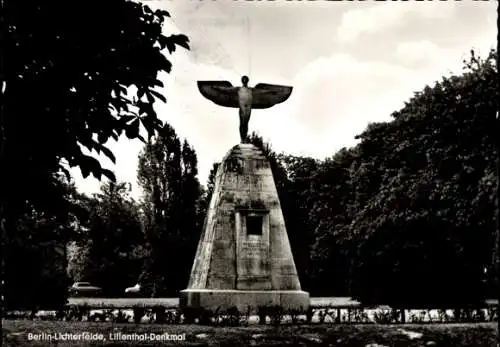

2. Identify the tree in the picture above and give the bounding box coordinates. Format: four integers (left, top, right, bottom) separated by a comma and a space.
67, 240, 91, 283
179, 140, 205, 276
1, 1, 189, 308
137, 125, 203, 296
79, 181, 145, 296
3, 1, 189, 183
346, 49, 498, 306
3, 176, 77, 309
307, 148, 357, 296
247, 133, 289, 193
202, 162, 220, 209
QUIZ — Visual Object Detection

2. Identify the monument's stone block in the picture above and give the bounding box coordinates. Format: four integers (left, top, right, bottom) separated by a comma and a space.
180, 143, 309, 313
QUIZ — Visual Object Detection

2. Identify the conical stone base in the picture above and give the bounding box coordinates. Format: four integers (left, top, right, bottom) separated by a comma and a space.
180, 144, 309, 313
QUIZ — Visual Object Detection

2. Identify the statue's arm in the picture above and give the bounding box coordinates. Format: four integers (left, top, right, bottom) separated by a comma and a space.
251, 83, 293, 109
197, 81, 240, 108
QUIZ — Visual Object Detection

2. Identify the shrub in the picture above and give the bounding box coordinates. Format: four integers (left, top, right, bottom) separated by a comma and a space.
351, 308, 369, 323
488, 306, 497, 322
373, 308, 399, 324
165, 309, 182, 324
268, 305, 284, 325
219, 306, 241, 327
305, 307, 314, 324
181, 307, 198, 324
152, 306, 166, 324
257, 306, 268, 325
240, 306, 252, 326
113, 309, 130, 323
289, 309, 303, 325
133, 307, 145, 324
199, 307, 215, 325
66, 305, 90, 321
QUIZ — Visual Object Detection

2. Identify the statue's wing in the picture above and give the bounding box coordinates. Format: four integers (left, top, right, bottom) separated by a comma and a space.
197, 81, 240, 108
251, 83, 293, 109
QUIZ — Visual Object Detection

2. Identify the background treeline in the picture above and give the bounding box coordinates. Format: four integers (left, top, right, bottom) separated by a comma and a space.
1, 1, 497, 310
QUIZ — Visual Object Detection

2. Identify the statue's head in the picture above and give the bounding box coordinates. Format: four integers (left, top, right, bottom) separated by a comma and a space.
241, 75, 249, 86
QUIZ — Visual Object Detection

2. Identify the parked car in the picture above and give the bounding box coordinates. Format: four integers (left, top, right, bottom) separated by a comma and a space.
68, 282, 102, 297
124, 283, 141, 296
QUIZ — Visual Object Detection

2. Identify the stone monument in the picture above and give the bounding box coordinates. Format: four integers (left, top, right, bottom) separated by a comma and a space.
180, 76, 309, 313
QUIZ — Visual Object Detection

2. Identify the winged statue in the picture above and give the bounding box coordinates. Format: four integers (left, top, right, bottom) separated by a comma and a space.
197, 76, 293, 143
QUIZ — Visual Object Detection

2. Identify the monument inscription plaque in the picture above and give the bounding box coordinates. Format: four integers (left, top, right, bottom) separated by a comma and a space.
241, 242, 266, 257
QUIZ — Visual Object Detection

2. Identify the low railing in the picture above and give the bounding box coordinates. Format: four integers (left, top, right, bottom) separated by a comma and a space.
4, 298, 498, 325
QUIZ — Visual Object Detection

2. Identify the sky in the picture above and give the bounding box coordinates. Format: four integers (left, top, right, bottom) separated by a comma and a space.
72, 0, 497, 200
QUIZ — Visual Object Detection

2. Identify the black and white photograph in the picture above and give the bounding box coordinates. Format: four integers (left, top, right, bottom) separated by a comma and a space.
1, 0, 499, 346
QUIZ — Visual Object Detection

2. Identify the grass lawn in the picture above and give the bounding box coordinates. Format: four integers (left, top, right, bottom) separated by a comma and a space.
2, 320, 498, 347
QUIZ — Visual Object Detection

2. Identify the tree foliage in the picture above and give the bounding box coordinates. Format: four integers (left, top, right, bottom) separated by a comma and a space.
3, 0, 189, 184
74, 182, 145, 297
137, 125, 203, 296
314, 49, 498, 305
3, 176, 77, 309
1, 0, 188, 308
203, 162, 220, 209
0, 0, 189, 308
307, 148, 357, 296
